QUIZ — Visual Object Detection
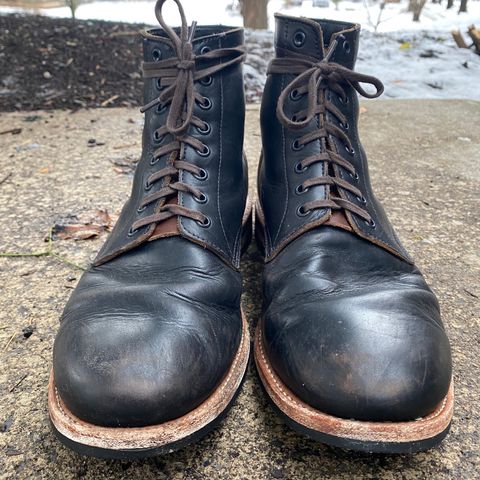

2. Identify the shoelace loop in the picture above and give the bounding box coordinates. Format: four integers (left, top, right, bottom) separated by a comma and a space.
269, 36, 384, 225
130, 0, 246, 235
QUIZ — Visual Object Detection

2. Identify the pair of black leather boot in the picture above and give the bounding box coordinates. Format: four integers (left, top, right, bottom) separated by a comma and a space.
48, 0, 453, 458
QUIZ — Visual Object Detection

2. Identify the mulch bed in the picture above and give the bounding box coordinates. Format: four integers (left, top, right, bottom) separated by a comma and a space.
0, 14, 148, 111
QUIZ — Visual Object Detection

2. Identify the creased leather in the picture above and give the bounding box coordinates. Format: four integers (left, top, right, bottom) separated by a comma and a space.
53, 18, 248, 428
53, 238, 242, 427
259, 15, 452, 423
262, 228, 452, 422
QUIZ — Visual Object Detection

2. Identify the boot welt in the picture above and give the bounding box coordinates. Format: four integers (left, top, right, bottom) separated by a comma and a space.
254, 322, 454, 454
48, 310, 250, 459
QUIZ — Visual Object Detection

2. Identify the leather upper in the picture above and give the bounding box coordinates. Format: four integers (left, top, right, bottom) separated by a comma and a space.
259, 14, 410, 262
53, 238, 243, 427
258, 15, 452, 422
261, 228, 452, 422
95, 26, 248, 268
53, 22, 248, 428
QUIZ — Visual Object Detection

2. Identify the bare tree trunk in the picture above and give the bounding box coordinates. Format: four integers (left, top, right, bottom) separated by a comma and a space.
242, 0, 269, 30
66, 0, 77, 19
447, 0, 454, 8
408, 0, 415, 12
412, 0, 427, 21
458, 0, 467, 13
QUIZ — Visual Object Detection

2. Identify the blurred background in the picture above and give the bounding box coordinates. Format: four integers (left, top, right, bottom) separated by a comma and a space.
0, 0, 479, 109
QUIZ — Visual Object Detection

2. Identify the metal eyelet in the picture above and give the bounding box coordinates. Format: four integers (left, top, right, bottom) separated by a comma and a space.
365, 218, 376, 228
197, 216, 211, 228
343, 41, 351, 54
200, 45, 211, 55
340, 121, 349, 130
144, 180, 152, 191
357, 195, 367, 204
194, 168, 208, 180
197, 122, 211, 135
200, 76, 213, 86
198, 97, 212, 110
338, 95, 350, 104
127, 227, 138, 237
156, 78, 162, 91
349, 171, 359, 181
156, 103, 167, 114
292, 139, 304, 151
295, 184, 308, 195
152, 48, 162, 61
150, 156, 159, 166
152, 130, 163, 143
196, 145, 210, 157
345, 145, 355, 155
296, 205, 310, 217
293, 30, 306, 48
194, 192, 208, 204
294, 162, 307, 173
290, 89, 302, 101
137, 205, 147, 213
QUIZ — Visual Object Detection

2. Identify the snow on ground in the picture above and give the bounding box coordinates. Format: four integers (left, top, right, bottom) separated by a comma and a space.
1, 0, 479, 100
243, 28, 480, 102
2, 0, 480, 33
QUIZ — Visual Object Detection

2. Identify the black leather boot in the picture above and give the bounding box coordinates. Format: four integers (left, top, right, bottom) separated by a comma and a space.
254, 14, 453, 453
48, 0, 250, 458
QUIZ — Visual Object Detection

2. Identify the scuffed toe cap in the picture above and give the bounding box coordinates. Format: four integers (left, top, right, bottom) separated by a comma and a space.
52, 239, 242, 428
53, 315, 238, 427
262, 228, 453, 423
263, 283, 452, 422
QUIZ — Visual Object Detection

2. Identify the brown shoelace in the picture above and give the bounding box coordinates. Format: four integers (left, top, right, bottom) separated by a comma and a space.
130, 0, 246, 234
269, 35, 384, 225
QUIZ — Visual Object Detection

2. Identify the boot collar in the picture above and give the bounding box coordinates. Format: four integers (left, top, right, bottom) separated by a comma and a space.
274, 13, 360, 69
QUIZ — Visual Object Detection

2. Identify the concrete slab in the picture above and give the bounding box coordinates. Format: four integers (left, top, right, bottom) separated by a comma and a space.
0, 100, 479, 479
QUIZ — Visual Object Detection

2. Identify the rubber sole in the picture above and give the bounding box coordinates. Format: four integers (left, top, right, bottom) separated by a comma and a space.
48, 311, 250, 459
254, 323, 454, 454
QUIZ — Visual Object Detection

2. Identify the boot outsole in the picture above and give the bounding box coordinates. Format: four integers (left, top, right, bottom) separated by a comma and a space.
254, 323, 454, 454
48, 310, 250, 460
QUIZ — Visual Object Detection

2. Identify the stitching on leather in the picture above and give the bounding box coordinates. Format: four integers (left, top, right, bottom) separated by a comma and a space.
272, 74, 289, 249
179, 58, 231, 261
216, 35, 233, 258
53, 314, 249, 436
257, 327, 303, 409
348, 97, 406, 258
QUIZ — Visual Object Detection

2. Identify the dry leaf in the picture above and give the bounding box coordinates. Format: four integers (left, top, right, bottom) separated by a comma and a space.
50, 209, 116, 241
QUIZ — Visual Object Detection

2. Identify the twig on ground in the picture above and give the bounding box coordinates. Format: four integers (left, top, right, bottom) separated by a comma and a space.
0, 228, 85, 271
3, 332, 16, 352
0, 128, 22, 135
9, 374, 28, 393
0, 172, 13, 185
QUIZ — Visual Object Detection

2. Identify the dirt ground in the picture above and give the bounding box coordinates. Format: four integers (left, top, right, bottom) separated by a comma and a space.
0, 101, 479, 479
0, 13, 270, 111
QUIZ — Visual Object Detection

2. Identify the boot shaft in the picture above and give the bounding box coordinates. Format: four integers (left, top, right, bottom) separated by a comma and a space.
95, 4, 248, 268
259, 14, 409, 263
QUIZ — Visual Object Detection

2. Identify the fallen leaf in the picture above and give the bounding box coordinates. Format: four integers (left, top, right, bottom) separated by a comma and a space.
110, 154, 139, 174
50, 209, 116, 241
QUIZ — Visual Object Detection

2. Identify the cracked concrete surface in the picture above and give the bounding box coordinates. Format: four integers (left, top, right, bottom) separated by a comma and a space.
0, 100, 479, 479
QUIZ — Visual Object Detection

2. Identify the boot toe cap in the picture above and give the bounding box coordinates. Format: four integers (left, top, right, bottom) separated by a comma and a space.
263, 287, 452, 422
52, 240, 242, 428
53, 312, 239, 427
